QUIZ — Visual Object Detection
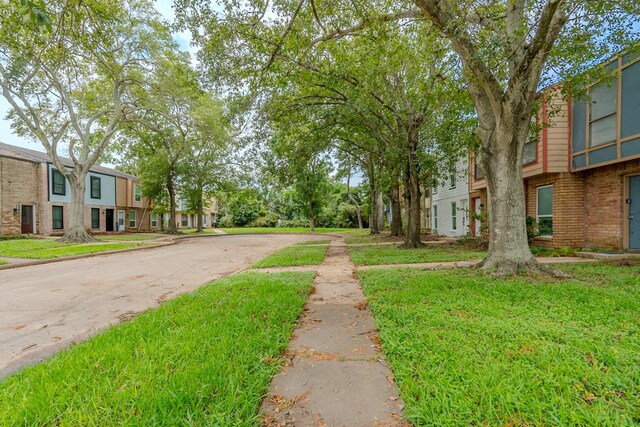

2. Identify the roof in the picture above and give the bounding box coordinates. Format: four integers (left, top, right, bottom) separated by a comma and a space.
0, 142, 138, 180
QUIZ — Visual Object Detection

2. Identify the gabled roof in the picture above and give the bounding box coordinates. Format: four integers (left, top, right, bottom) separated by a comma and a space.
0, 142, 138, 180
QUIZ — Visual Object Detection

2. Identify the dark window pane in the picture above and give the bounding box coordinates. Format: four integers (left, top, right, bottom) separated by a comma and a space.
90, 177, 101, 199
538, 218, 553, 236
52, 206, 63, 229
91, 208, 100, 229
52, 170, 66, 195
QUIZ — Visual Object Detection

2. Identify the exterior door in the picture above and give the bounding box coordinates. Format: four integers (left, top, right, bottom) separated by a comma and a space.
630, 176, 640, 249
473, 198, 482, 237
21, 205, 34, 234
117, 210, 126, 232
105, 209, 114, 232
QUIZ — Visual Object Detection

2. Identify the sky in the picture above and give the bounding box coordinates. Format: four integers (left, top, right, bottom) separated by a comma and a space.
0, 0, 193, 154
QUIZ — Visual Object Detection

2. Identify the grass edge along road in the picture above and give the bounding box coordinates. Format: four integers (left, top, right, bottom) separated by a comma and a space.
0, 271, 315, 426
359, 262, 640, 426
0, 239, 149, 260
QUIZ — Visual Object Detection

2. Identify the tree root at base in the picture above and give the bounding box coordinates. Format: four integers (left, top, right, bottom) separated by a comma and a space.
477, 257, 572, 279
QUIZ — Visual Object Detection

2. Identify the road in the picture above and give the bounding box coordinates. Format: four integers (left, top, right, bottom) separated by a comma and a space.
0, 234, 326, 376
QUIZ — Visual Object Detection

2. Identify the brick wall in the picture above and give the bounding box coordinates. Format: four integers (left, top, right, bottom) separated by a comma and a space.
525, 173, 585, 249
583, 158, 640, 249
0, 157, 40, 235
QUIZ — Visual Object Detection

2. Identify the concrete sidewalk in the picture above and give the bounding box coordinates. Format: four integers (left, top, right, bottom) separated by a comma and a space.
261, 239, 406, 426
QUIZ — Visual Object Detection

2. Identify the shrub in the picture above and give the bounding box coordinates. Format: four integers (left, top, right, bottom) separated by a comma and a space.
248, 213, 278, 228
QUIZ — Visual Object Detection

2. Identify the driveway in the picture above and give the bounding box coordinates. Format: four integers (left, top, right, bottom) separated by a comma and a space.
0, 234, 328, 376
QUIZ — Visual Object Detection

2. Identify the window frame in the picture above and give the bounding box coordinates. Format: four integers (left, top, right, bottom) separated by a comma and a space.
151, 212, 157, 227
128, 210, 136, 228
451, 202, 457, 231
91, 208, 100, 229
588, 82, 617, 148
536, 185, 554, 237
449, 168, 457, 189
134, 184, 142, 202
433, 205, 438, 230
90, 176, 101, 199
52, 206, 64, 230
52, 169, 66, 196
181, 214, 188, 227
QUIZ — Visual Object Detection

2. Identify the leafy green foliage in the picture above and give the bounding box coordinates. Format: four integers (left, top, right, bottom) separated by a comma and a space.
359, 264, 640, 425
0, 272, 314, 425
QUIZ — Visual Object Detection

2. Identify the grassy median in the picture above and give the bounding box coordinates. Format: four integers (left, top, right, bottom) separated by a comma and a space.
359, 262, 640, 426
0, 239, 146, 259
0, 271, 314, 426
348, 244, 486, 266
251, 245, 328, 268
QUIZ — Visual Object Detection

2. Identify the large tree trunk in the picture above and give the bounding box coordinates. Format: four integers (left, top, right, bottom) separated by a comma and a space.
346, 173, 363, 229
60, 174, 94, 243
376, 192, 385, 232
478, 110, 537, 275
401, 128, 423, 248
196, 185, 204, 233
369, 184, 380, 235
167, 178, 178, 234
389, 181, 403, 237
309, 201, 316, 232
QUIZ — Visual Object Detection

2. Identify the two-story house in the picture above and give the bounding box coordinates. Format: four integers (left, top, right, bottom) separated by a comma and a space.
469, 51, 639, 250
0, 142, 158, 236
431, 157, 470, 237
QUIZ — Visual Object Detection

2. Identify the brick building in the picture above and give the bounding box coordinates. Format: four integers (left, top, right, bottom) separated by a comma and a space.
0, 142, 159, 236
469, 52, 640, 250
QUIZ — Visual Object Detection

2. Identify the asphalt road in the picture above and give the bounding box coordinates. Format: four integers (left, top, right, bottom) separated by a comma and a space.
0, 234, 327, 376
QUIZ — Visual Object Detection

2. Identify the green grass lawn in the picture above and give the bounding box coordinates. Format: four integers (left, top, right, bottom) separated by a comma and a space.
0, 271, 314, 426
348, 244, 486, 266
220, 227, 366, 235
344, 234, 406, 244
0, 239, 146, 259
98, 234, 162, 241
294, 239, 332, 246
0, 260, 7, 265
252, 245, 328, 268
359, 263, 640, 426
177, 227, 218, 234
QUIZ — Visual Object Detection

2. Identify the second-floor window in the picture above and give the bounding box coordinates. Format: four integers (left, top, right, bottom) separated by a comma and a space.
589, 82, 617, 147
52, 169, 66, 195
449, 168, 457, 188
474, 156, 485, 180
90, 176, 101, 199
134, 184, 142, 202
433, 205, 438, 230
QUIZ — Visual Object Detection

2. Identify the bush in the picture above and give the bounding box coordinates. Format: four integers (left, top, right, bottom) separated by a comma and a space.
278, 219, 309, 228
248, 213, 278, 228
526, 216, 538, 243
216, 215, 235, 228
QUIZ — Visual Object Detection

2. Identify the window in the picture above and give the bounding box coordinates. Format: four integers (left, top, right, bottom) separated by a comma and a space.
432, 186, 438, 194
537, 185, 553, 236
52, 206, 63, 229
451, 202, 457, 231
433, 205, 438, 230
449, 167, 457, 188
91, 208, 100, 229
52, 169, 66, 195
128, 210, 136, 228
134, 184, 142, 202
181, 214, 188, 227
523, 116, 538, 164
425, 208, 431, 228
90, 176, 101, 199
151, 212, 157, 227
589, 82, 617, 147
474, 156, 485, 179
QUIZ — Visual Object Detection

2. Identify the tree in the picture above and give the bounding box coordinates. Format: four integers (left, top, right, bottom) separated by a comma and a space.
0, 0, 164, 242
120, 52, 200, 234
182, 95, 234, 232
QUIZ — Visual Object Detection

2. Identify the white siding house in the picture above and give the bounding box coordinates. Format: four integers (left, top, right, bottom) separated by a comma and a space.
431, 157, 470, 237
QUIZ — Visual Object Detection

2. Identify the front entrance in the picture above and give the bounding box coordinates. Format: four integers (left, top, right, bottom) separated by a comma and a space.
117, 210, 126, 232
105, 209, 114, 232
21, 205, 34, 234
473, 198, 482, 237
630, 176, 640, 249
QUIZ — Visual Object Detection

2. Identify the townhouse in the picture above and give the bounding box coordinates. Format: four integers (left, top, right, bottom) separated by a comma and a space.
470, 51, 640, 250
170, 195, 218, 229
0, 142, 159, 236
431, 157, 470, 237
